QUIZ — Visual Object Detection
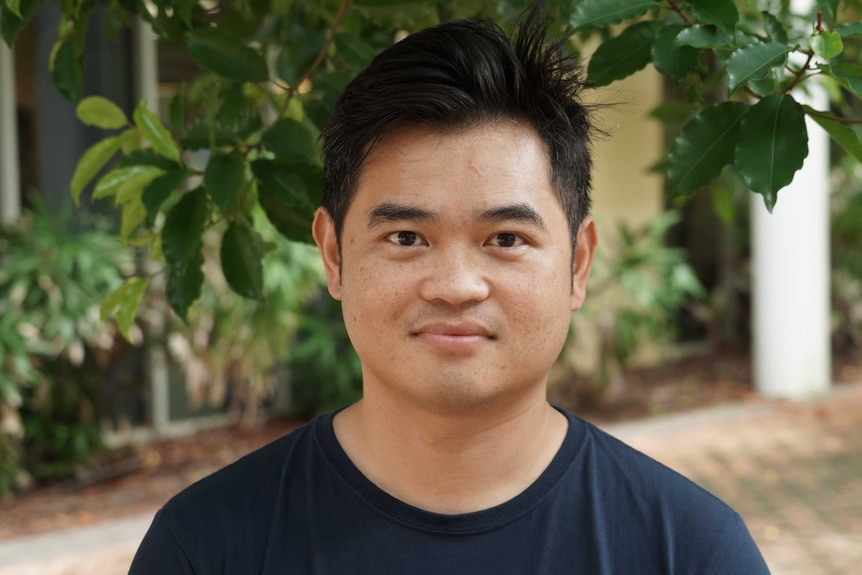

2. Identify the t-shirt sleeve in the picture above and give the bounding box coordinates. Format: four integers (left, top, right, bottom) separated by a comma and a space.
128, 510, 197, 575
711, 513, 771, 575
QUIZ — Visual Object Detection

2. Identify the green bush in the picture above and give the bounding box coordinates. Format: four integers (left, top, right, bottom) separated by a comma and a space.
0, 200, 131, 495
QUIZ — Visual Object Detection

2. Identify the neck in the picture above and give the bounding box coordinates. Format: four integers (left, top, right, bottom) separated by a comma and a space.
333, 390, 568, 514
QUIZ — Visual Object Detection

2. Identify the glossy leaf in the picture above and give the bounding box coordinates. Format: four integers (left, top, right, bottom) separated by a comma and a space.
735, 95, 808, 210
824, 63, 862, 96
100, 277, 150, 342
587, 21, 661, 87
76, 96, 128, 129
690, 0, 739, 32
186, 28, 268, 83
253, 160, 314, 243
667, 102, 749, 197
262, 118, 318, 164
0, 0, 39, 47
762, 12, 788, 44
221, 222, 265, 300
51, 34, 83, 102
204, 150, 245, 212
569, 0, 659, 31
805, 107, 862, 163
92, 165, 161, 200
71, 135, 124, 205
675, 25, 732, 49
810, 31, 843, 59
133, 102, 181, 163
114, 167, 165, 206
4, 0, 21, 17
334, 33, 377, 69
143, 169, 188, 220
162, 188, 208, 272
167, 248, 204, 322
726, 42, 789, 96
834, 22, 862, 37
652, 24, 699, 80
120, 200, 147, 245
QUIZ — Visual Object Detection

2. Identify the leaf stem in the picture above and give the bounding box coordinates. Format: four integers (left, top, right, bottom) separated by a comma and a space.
783, 49, 815, 93
667, 0, 693, 26
275, 0, 351, 119
804, 109, 862, 125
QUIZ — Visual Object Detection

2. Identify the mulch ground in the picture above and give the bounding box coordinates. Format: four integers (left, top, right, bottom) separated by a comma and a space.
0, 348, 852, 541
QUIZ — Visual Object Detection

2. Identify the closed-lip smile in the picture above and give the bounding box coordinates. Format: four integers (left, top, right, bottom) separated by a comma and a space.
411, 321, 494, 339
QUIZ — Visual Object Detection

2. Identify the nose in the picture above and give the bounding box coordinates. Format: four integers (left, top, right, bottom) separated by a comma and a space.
418, 245, 490, 306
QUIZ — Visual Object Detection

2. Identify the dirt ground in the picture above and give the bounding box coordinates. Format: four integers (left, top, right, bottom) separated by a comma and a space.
1, 348, 853, 541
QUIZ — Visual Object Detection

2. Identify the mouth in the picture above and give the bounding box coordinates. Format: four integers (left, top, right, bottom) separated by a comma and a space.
411, 321, 494, 339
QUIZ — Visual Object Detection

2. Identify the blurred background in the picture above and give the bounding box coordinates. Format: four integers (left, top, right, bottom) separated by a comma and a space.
0, 1, 861, 573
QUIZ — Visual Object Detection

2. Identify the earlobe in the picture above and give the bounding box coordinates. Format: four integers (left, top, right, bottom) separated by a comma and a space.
571, 217, 597, 311
312, 208, 343, 300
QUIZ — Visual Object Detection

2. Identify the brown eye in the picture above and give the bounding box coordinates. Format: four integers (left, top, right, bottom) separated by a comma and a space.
395, 231, 418, 246
495, 233, 518, 247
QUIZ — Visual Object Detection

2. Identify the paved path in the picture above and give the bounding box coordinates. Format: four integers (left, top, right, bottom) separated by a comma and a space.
1, 382, 860, 574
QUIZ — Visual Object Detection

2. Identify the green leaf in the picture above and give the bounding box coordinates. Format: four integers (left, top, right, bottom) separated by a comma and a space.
5, 0, 21, 18
805, 108, 862, 163
1, 0, 39, 47
690, 0, 738, 32
262, 118, 318, 164
762, 12, 788, 44
167, 248, 204, 322
667, 102, 749, 197
76, 96, 128, 129
186, 28, 268, 83
143, 168, 188, 219
71, 135, 124, 205
817, 0, 840, 22
100, 277, 150, 342
675, 25, 732, 49
810, 31, 843, 59
162, 188, 209, 271
133, 102, 181, 163
735, 94, 808, 210
652, 24, 699, 80
725, 42, 789, 96
50, 33, 83, 102
220, 222, 265, 300
120, 200, 147, 245
169, 85, 185, 133
204, 150, 246, 212
92, 165, 160, 200
114, 166, 165, 205
834, 22, 862, 37
253, 160, 314, 243
334, 33, 377, 69
822, 63, 862, 96
569, 0, 659, 31
353, 0, 425, 5
587, 21, 662, 87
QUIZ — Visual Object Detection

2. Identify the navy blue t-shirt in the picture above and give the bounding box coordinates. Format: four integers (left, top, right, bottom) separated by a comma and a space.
129, 409, 769, 574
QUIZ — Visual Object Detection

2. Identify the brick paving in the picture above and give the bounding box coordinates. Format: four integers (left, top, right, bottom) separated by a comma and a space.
612, 382, 862, 575
1, 381, 860, 574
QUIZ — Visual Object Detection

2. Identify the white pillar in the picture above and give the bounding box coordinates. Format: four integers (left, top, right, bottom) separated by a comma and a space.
750, 37, 831, 399
0, 42, 21, 225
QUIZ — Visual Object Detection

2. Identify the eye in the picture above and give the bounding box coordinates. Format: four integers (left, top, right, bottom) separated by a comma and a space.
385, 231, 425, 247
490, 232, 521, 248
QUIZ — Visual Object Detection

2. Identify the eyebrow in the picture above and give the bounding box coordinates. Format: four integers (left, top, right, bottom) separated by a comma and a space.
478, 203, 546, 230
367, 202, 441, 228
366, 201, 546, 230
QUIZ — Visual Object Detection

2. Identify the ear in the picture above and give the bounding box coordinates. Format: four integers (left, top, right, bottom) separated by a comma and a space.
571, 217, 597, 311
312, 207, 343, 300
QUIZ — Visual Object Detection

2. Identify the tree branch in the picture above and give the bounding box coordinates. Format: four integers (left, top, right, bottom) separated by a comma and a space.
667, 0, 693, 26
276, 0, 351, 118
804, 109, 862, 125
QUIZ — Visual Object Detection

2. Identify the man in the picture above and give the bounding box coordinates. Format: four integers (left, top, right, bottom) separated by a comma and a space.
129, 7, 770, 574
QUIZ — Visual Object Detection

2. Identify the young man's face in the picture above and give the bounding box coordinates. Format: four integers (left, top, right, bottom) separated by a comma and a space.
313, 122, 596, 415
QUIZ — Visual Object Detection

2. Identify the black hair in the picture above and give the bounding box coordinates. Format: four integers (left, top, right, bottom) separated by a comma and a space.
321, 5, 594, 249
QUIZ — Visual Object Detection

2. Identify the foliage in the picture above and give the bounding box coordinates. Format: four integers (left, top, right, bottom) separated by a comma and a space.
0, 201, 131, 495
161, 210, 326, 424
829, 154, 862, 350
2, 0, 858, 327
573, 211, 706, 391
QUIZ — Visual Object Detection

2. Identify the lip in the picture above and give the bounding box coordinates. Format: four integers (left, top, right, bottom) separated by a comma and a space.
412, 321, 493, 338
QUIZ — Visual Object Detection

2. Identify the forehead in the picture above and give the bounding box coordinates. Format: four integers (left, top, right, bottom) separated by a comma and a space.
350, 122, 558, 215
